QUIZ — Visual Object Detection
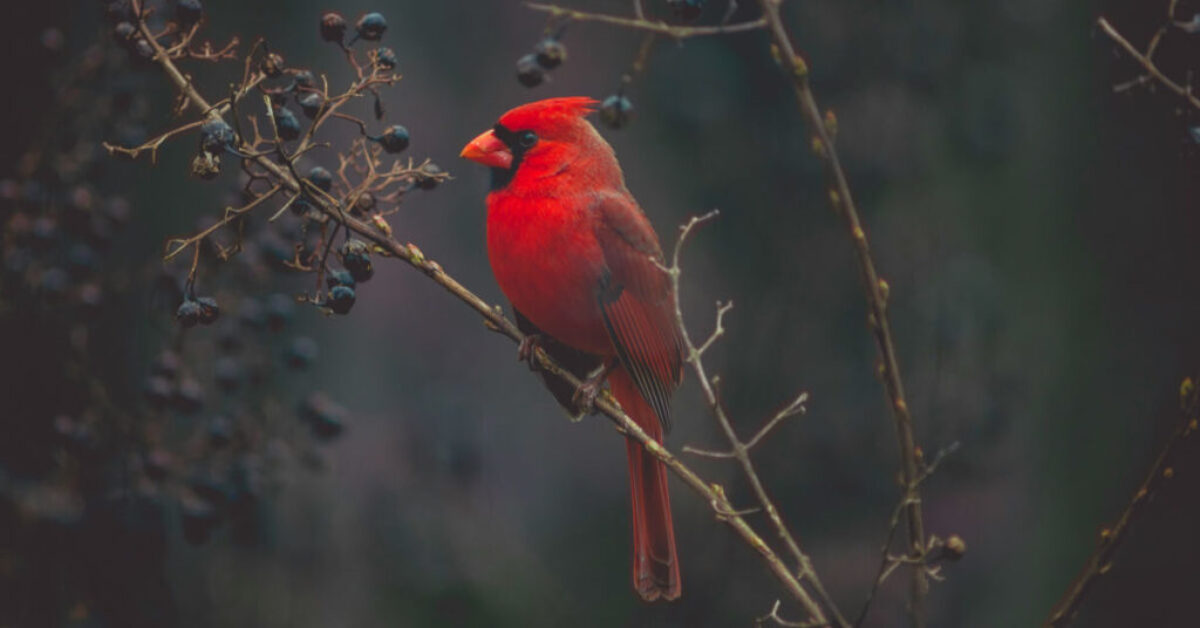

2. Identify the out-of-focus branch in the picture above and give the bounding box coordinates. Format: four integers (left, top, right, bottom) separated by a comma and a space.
752, 1, 929, 624
663, 211, 847, 628
1045, 377, 1200, 627
526, 2, 767, 38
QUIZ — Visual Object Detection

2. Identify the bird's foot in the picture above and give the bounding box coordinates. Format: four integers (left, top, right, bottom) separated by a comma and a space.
571, 360, 616, 415
517, 334, 544, 371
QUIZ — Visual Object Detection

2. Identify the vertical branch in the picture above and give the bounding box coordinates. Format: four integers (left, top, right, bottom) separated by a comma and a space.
753, 0, 929, 623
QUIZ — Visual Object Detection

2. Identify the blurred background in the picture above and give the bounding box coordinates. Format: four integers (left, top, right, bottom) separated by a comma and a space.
2, 0, 1200, 626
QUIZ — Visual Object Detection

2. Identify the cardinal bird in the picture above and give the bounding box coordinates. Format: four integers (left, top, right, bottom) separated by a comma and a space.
460, 97, 683, 601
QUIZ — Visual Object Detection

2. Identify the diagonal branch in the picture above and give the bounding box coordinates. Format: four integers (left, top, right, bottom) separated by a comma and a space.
662, 210, 848, 628
1044, 376, 1200, 627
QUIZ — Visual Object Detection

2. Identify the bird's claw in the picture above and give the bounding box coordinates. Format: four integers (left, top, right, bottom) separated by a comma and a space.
517, 334, 544, 371
572, 378, 602, 415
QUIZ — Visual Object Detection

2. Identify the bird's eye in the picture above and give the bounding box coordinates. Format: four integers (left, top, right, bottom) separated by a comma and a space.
518, 131, 538, 148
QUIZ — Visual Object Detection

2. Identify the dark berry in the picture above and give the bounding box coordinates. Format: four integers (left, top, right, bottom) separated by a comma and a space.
106, 1, 134, 24
173, 377, 205, 414
273, 106, 302, 141
238, 298, 266, 330
177, 299, 203, 328
196, 296, 220, 325
66, 244, 97, 277
599, 94, 635, 129
214, 357, 243, 392
176, 0, 203, 26
534, 38, 567, 69
326, 269, 355, 288
133, 38, 154, 60
113, 21, 136, 41
667, 0, 705, 21
152, 350, 182, 379
339, 239, 373, 282
320, 11, 347, 45
516, 54, 544, 87
326, 285, 356, 314
374, 47, 397, 70
300, 393, 347, 440
355, 12, 387, 42
143, 376, 174, 408
208, 416, 233, 448
307, 166, 333, 192
286, 337, 319, 369
374, 125, 410, 153
297, 92, 322, 118
265, 293, 294, 331
416, 163, 443, 190
293, 69, 316, 89
199, 118, 235, 154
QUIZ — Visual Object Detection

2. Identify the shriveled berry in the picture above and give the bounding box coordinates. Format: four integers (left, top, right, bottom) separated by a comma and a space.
307, 166, 333, 192
260, 52, 285, 78
273, 106, 302, 141
320, 11, 347, 45
199, 118, 235, 153
326, 269, 355, 288
297, 92, 322, 118
416, 163, 443, 190
176, 0, 204, 27
355, 12, 387, 41
191, 152, 220, 180
177, 299, 203, 328
352, 192, 375, 215
599, 94, 635, 129
374, 47, 398, 70
516, 54, 544, 87
667, 0, 705, 21
374, 125, 409, 153
534, 38, 567, 69
286, 337, 319, 369
327, 285, 356, 314
196, 296, 220, 325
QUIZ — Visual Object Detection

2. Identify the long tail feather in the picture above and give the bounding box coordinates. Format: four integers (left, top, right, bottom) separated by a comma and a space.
610, 368, 680, 601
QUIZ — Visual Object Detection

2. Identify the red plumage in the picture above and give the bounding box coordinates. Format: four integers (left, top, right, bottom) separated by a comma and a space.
461, 97, 683, 601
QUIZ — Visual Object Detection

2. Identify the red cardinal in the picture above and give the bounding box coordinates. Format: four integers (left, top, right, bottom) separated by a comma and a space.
460, 97, 683, 601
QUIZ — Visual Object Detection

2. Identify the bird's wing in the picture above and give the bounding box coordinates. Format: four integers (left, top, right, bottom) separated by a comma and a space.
591, 191, 683, 433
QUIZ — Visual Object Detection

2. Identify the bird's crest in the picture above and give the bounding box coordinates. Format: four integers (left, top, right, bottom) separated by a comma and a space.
497, 97, 598, 131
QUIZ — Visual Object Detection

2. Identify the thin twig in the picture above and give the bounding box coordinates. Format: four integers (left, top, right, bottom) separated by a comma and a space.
526, 2, 767, 39
1097, 16, 1200, 111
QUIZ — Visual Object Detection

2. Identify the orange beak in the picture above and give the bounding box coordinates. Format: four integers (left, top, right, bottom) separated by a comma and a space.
459, 129, 512, 169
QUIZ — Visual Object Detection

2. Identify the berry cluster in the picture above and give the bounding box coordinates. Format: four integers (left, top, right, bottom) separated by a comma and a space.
516, 36, 568, 88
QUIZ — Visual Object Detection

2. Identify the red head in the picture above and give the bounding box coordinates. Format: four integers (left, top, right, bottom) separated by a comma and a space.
460, 97, 620, 191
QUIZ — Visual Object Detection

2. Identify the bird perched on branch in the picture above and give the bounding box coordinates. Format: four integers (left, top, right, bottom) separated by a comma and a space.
461, 97, 683, 601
